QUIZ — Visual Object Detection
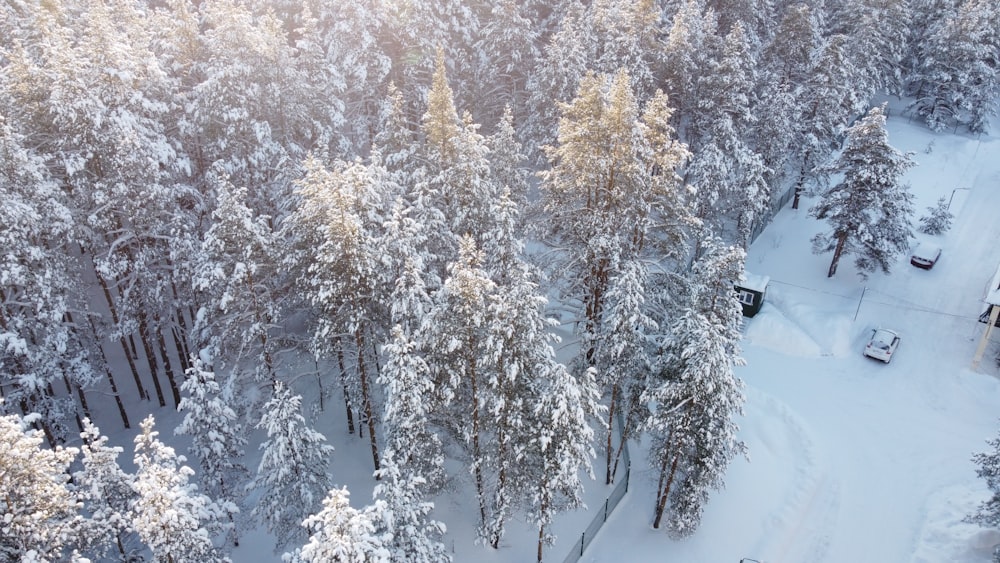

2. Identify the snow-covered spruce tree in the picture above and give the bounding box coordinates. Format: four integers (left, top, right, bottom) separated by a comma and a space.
131, 416, 229, 563
175, 358, 248, 547
918, 196, 954, 235
644, 239, 747, 537
193, 173, 282, 386
251, 382, 335, 551
371, 327, 449, 562
285, 487, 390, 563
810, 104, 916, 278
0, 411, 86, 561
967, 424, 1000, 563
75, 419, 142, 562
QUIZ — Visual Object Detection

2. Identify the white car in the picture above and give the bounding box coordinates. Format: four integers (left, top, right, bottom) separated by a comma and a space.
910, 243, 942, 270
864, 328, 901, 363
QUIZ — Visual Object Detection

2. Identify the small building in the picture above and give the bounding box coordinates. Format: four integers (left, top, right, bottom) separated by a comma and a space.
973, 263, 1000, 370
735, 272, 770, 318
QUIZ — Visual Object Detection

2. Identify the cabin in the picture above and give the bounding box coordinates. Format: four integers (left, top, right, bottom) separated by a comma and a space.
735, 272, 769, 318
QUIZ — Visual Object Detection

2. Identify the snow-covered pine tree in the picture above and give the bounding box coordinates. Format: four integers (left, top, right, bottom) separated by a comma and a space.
288, 156, 391, 473
833, 0, 912, 97
918, 196, 954, 235
287, 487, 390, 563
251, 382, 335, 551
594, 259, 656, 485
590, 0, 661, 98
644, 239, 747, 537
790, 34, 868, 209
131, 415, 230, 563
810, 104, 916, 278
192, 173, 281, 386
659, 0, 719, 125
967, 424, 1000, 563
75, 419, 141, 561
761, 3, 820, 89
538, 70, 690, 371
419, 237, 500, 545
175, 357, 248, 547
0, 118, 96, 443
526, 361, 600, 563
472, 0, 538, 127
0, 411, 85, 561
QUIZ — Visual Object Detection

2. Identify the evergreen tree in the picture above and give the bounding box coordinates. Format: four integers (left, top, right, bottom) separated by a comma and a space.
131, 416, 230, 563
289, 156, 391, 473
908, 0, 1000, 133
645, 240, 747, 537
659, 0, 719, 123
290, 488, 390, 563
0, 411, 85, 561
192, 174, 282, 385
175, 358, 248, 547
967, 423, 1000, 563
372, 327, 449, 562
810, 105, 916, 278
538, 70, 691, 370
918, 196, 954, 235
76, 419, 142, 562
524, 1, 595, 159
251, 382, 335, 550
526, 362, 600, 563
472, 0, 538, 126
419, 238, 500, 545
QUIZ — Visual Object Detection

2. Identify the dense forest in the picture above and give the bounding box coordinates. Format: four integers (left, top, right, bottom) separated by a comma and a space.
2, 0, 999, 561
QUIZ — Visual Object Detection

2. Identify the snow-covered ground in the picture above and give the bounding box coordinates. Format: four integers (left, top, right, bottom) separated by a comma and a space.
92, 107, 1000, 563
576, 109, 1000, 563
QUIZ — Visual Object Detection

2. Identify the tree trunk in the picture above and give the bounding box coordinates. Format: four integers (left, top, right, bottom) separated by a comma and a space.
336, 343, 355, 434
468, 340, 488, 530
828, 231, 848, 278
95, 270, 147, 401
605, 384, 618, 485
356, 329, 380, 475
86, 314, 130, 428
652, 454, 680, 529
155, 321, 181, 408
137, 309, 166, 407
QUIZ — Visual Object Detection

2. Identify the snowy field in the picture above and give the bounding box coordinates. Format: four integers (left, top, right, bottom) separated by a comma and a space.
89, 108, 1000, 563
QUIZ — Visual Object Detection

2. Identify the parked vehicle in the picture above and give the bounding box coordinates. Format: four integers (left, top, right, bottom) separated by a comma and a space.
910, 243, 942, 269
864, 328, 901, 363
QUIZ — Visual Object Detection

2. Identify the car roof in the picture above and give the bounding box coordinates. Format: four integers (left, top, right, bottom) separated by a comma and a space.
913, 243, 942, 255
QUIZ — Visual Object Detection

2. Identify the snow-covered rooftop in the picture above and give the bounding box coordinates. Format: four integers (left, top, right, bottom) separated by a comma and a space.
986, 262, 1000, 306
739, 272, 770, 293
